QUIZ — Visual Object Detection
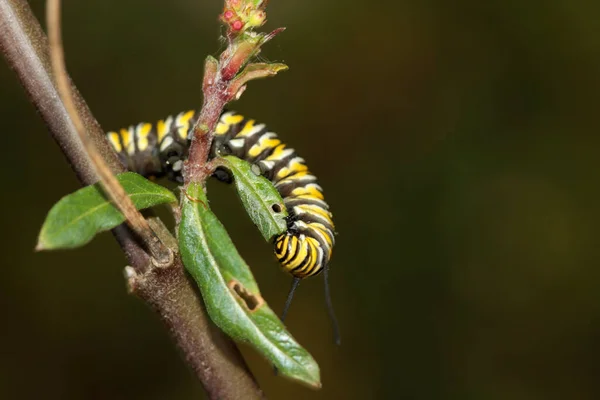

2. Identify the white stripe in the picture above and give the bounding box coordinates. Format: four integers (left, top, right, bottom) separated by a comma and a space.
284, 197, 329, 208
259, 132, 277, 141
219, 111, 235, 122
258, 160, 275, 170
160, 136, 174, 152
275, 175, 317, 187
243, 123, 266, 138
126, 126, 135, 155
293, 205, 332, 225
268, 148, 294, 161
228, 138, 245, 149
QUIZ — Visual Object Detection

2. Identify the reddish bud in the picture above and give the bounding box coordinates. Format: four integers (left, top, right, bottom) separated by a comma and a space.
223, 10, 235, 20
232, 20, 244, 31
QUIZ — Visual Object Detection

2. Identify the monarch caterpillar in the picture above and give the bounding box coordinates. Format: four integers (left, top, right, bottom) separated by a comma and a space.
107, 110, 340, 343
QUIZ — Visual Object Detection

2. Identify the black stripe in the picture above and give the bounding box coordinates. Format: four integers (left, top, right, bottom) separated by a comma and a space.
265, 151, 298, 181
291, 244, 314, 274
241, 125, 269, 161
296, 212, 334, 233
284, 197, 329, 209
296, 222, 331, 257
283, 235, 302, 266
279, 236, 291, 261
276, 177, 318, 197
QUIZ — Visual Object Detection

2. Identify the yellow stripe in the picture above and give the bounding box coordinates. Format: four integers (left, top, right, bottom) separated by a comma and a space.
310, 219, 335, 234
293, 195, 328, 204
279, 235, 290, 258
265, 144, 288, 161
281, 236, 298, 264
121, 128, 135, 155
296, 204, 333, 225
177, 110, 195, 140
120, 129, 131, 147
237, 120, 256, 137
107, 132, 122, 153
215, 113, 244, 135
224, 113, 244, 125
295, 238, 319, 276
248, 136, 281, 157
290, 185, 323, 200
309, 223, 334, 248
215, 122, 229, 135
157, 119, 169, 143
278, 171, 310, 183
284, 238, 308, 269
275, 235, 286, 255
136, 123, 152, 151
276, 160, 308, 180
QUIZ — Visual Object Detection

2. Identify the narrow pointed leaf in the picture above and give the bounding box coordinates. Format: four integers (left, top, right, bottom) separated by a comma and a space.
37, 172, 176, 250
218, 155, 287, 240
179, 183, 320, 388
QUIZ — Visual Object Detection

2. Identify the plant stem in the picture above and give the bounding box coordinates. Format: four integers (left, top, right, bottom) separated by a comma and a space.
184, 27, 286, 186
184, 56, 229, 184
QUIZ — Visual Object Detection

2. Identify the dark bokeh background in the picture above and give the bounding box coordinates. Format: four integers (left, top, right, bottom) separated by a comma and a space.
2, 0, 600, 399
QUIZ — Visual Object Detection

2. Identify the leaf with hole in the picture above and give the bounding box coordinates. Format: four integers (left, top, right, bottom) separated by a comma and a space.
179, 183, 321, 388
37, 172, 177, 250
217, 155, 288, 241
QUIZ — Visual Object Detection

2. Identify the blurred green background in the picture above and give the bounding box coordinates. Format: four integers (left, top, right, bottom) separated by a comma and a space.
2, 0, 600, 399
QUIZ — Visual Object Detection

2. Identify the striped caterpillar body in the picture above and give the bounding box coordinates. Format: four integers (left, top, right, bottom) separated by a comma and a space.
107, 110, 340, 342
212, 112, 336, 279
106, 110, 197, 183
107, 111, 336, 281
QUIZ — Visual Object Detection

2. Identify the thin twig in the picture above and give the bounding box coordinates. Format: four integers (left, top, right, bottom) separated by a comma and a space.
46, 0, 172, 265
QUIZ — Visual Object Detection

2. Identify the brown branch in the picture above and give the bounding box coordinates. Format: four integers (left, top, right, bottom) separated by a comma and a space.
0, 1, 264, 398
46, 0, 171, 266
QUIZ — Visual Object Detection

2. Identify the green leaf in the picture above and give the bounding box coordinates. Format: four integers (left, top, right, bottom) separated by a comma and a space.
218, 155, 288, 241
37, 172, 177, 250
179, 182, 321, 388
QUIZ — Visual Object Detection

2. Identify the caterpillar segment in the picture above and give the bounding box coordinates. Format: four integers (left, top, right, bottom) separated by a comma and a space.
106, 110, 199, 182
211, 111, 336, 279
